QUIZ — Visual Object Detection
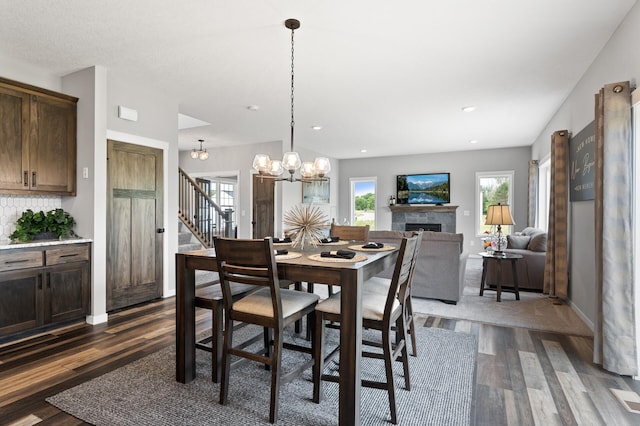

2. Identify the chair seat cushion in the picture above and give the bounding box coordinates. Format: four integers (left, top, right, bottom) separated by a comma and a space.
316, 285, 399, 321
233, 287, 320, 318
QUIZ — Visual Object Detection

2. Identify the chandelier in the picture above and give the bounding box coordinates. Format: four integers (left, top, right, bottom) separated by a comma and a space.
252, 18, 331, 182
190, 139, 209, 160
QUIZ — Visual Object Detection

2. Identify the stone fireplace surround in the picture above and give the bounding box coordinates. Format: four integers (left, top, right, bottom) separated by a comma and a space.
389, 205, 458, 234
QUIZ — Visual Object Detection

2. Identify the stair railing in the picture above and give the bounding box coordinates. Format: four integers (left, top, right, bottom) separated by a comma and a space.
178, 168, 234, 248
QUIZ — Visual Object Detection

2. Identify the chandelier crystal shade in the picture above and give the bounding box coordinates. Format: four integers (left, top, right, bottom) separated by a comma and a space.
252, 18, 330, 182
190, 139, 209, 161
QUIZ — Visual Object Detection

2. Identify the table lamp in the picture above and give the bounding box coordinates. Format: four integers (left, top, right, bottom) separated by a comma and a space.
485, 203, 514, 254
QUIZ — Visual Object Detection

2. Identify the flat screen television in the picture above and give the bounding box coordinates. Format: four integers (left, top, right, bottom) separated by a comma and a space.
396, 173, 450, 205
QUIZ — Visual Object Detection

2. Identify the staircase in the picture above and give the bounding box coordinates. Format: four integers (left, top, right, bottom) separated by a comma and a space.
178, 167, 235, 249
178, 222, 203, 253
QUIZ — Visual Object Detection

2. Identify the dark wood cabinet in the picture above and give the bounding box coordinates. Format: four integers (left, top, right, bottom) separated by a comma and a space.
0, 77, 78, 196
0, 242, 91, 338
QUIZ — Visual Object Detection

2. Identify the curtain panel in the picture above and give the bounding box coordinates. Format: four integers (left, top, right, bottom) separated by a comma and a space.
593, 81, 636, 375
543, 131, 569, 298
527, 160, 539, 227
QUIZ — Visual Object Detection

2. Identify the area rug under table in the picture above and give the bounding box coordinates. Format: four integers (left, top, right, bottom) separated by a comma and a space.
47, 326, 477, 425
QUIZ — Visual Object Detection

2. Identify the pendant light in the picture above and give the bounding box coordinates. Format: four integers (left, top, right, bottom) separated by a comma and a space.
190, 139, 209, 161
252, 18, 331, 182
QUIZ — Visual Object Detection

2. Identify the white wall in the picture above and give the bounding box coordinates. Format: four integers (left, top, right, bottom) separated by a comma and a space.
179, 141, 338, 238
338, 146, 531, 251
530, 2, 640, 328
1, 57, 181, 323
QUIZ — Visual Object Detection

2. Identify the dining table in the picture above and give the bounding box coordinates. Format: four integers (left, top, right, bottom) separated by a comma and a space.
175, 241, 398, 425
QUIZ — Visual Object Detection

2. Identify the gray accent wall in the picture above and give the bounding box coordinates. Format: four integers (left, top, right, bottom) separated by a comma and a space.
530, 2, 640, 330
338, 146, 531, 252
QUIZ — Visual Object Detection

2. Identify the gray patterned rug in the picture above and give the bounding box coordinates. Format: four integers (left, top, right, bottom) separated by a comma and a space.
47, 325, 477, 425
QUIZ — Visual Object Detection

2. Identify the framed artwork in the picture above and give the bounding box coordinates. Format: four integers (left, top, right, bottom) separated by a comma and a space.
302, 179, 330, 204
569, 121, 595, 201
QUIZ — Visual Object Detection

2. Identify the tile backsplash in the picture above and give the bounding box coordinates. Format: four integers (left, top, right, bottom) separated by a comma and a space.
0, 195, 62, 241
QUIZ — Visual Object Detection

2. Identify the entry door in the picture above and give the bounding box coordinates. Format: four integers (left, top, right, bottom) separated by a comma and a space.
106, 140, 163, 311
252, 174, 274, 238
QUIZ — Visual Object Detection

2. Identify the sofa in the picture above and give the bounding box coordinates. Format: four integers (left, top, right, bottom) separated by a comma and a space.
484, 227, 547, 291
368, 230, 468, 304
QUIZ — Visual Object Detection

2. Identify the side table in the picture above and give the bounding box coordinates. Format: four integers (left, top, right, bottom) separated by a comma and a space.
479, 252, 523, 302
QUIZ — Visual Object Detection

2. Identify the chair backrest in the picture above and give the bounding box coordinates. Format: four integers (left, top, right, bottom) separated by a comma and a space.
384, 233, 419, 318
213, 237, 283, 322
399, 229, 423, 303
329, 223, 370, 242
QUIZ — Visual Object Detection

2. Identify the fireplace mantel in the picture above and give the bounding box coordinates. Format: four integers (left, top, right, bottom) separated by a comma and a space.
389, 205, 458, 233
389, 205, 458, 213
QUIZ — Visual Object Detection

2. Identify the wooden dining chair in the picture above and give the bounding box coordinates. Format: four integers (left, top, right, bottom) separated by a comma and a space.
194, 280, 258, 382
312, 233, 419, 424
214, 237, 320, 424
364, 230, 423, 356
329, 223, 369, 242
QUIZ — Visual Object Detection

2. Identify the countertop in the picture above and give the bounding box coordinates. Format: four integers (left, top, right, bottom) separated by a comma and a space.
0, 238, 93, 250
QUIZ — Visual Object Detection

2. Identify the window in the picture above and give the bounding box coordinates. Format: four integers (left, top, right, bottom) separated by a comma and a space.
209, 178, 237, 234
536, 157, 550, 231
476, 171, 514, 236
349, 177, 376, 229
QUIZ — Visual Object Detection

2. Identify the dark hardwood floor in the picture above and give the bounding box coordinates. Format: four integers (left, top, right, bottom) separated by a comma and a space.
1, 297, 639, 425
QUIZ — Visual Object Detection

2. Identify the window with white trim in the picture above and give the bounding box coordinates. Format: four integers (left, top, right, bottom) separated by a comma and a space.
475, 171, 514, 236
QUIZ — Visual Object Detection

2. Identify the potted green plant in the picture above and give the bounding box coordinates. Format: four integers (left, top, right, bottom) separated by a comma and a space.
9, 209, 77, 242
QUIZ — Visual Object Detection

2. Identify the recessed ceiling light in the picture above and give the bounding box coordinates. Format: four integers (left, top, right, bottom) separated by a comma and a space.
247, 105, 260, 111
461, 106, 476, 112
469, 139, 478, 144
360, 149, 367, 153
311, 125, 323, 131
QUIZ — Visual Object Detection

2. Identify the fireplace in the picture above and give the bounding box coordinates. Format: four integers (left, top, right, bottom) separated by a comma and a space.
389, 205, 458, 233
405, 223, 441, 232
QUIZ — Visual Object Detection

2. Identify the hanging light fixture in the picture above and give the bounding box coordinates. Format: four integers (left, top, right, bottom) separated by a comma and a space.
252, 18, 331, 182
190, 139, 209, 161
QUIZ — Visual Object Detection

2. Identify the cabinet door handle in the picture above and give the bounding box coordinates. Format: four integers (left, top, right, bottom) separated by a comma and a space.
60, 253, 78, 258
5, 259, 30, 265
38, 275, 42, 290
32, 171, 37, 187
46, 272, 51, 288
24, 171, 28, 186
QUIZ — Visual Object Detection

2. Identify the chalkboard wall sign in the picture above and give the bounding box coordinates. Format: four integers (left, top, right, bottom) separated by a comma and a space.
569, 121, 595, 201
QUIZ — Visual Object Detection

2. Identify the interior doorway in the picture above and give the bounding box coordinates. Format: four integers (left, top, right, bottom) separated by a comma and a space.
252, 174, 275, 238
106, 140, 163, 311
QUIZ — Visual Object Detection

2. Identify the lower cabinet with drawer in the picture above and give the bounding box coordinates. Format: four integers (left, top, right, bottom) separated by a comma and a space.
0, 242, 91, 338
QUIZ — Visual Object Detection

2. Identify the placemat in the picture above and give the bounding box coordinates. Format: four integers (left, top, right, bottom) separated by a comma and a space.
348, 244, 396, 252
307, 253, 368, 263
274, 252, 302, 260
319, 240, 350, 246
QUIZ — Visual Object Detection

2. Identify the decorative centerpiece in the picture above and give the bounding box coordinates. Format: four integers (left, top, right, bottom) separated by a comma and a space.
283, 204, 328, 250
10, 209, 77, 242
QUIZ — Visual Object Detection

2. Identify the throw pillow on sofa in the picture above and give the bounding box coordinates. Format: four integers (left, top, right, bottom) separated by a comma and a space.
507, 235, 530, 249
527, 233, 547, 252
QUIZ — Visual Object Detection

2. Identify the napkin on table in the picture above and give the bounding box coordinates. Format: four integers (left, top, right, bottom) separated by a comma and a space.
362, 242, 384, 249
320, 236, 340, 243
320, 250, 355, 259
273, 237, 292, 243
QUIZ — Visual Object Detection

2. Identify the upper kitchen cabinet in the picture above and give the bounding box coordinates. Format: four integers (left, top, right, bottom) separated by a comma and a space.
0, 77, 78, 196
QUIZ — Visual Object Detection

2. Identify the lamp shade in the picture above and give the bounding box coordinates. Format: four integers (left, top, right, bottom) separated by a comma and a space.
485, 204, 515, 226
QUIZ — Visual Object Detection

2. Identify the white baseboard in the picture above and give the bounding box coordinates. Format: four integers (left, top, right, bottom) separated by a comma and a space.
163, 290, 176, 298
568, 299, 595, 332
86, 313, 108, 325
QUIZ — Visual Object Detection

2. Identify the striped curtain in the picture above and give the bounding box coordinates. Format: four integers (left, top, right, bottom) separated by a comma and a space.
527, 160, 539, 227
543, 131, 569, 298
593, 81, 636, 375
